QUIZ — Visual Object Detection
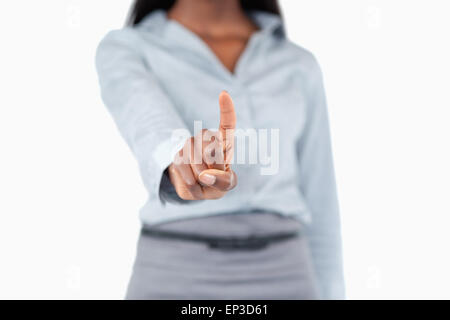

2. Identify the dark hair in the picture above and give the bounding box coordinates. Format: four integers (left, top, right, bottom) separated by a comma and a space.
127, 0, 281, 26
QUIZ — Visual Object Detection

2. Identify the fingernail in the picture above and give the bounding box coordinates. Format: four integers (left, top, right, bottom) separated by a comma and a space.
199, 173, 216, 186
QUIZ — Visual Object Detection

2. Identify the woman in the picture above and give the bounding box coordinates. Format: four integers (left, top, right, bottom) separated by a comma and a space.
96, 0, 344, 299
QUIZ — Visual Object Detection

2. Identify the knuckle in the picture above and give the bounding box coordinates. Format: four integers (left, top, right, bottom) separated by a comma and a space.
179, 193, 194, 201
182, 137, 194, 153
178, 192, 190, 200
168, 164, 177, 174
173, 154, 183, 165
220, 123, 235, 130
174, 185, 190, 200
177, 187, 200, 201
184, 179, 197, 189
227, 172, 237, 190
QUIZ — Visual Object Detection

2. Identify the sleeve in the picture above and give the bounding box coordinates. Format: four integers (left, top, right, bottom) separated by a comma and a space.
95, 29, 189, 205
296, 55, 346, 299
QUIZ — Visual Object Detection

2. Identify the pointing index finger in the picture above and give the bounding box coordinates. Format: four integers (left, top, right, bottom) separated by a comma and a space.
219, 91, 236, 141
218, 91, 236, 169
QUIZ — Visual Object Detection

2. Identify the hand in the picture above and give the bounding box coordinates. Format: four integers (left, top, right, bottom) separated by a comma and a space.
168, 91, 237, 200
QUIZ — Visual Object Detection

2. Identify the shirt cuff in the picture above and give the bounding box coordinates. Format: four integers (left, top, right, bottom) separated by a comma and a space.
159, 168, 194, 204
152, 135, 196, 205
152, 135, 186, 173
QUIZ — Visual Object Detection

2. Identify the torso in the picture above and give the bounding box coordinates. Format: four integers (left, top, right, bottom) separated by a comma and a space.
127, 10, 315, 222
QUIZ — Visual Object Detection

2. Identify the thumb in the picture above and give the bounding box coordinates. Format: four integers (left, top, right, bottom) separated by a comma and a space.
198, 169, 237, 191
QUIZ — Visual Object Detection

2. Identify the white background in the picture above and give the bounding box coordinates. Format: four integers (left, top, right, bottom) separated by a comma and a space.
0, 0, 449, 299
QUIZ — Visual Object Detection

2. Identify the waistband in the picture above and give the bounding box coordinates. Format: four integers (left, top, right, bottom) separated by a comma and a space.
140, 227, 301, 251
142, 211, 303, 238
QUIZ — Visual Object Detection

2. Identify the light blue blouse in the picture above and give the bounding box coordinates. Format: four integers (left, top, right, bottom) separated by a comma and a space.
96, 10, 344, 298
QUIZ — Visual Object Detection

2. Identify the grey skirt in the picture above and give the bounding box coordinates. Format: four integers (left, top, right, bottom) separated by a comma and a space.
126, 211, 320, 300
